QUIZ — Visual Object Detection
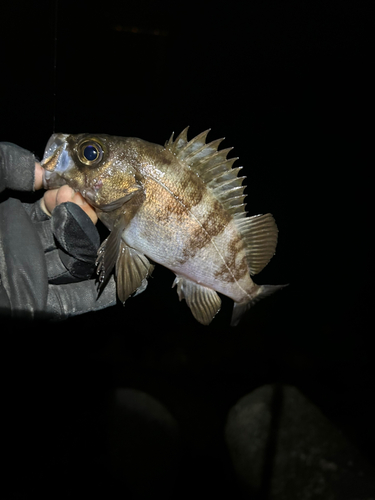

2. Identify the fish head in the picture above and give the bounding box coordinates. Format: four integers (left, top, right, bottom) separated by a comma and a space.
41, 133, 142, 209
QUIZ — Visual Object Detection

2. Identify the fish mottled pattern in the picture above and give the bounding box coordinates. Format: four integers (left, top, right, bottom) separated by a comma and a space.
41, 128, 284, 325
214, 234, 248, 284
180, 198, 231, 262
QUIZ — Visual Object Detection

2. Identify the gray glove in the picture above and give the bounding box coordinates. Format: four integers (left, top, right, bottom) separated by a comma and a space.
0, 142, 117, 319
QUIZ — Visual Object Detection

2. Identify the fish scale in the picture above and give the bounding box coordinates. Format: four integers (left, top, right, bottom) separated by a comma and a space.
42, 128, 286, 325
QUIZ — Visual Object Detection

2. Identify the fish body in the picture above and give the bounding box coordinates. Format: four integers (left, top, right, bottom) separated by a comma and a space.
42, 128, 284, 325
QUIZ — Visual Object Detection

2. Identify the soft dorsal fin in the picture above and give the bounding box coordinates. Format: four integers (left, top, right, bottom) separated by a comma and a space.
165, 127, 247, 218
234, 213, 278, 275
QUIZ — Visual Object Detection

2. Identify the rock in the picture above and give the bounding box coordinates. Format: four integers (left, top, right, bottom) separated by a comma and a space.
225, 384, 375, 499
107, 388, 180, 499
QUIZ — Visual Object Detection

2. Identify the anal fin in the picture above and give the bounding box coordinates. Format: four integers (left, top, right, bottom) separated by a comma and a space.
173, 276, 221, 325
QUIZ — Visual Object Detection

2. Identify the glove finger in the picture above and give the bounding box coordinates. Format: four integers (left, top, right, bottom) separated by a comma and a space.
51, 202, 100, 280
24, 199, 89, 284
23, 200, 56, 252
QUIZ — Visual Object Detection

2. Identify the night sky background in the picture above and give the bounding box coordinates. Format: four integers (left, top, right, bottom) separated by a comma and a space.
1, 0, 374, 498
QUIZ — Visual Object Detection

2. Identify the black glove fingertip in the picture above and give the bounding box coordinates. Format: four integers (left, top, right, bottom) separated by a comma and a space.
51, 202, 100, 260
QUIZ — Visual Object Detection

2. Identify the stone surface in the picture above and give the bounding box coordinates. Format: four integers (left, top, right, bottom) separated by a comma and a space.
107, 388, 181, 498
225, 384, 375, 499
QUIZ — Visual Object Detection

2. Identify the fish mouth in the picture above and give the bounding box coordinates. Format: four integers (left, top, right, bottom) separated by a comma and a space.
42, 169, 68, 190
41, 133, 72, 189
43, 133, 69, 159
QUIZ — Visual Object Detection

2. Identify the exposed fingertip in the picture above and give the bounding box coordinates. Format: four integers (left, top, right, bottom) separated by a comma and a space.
55, 185, 75, 205
43, 188, 58, 215
34, 162, 44, 190
72, 192, 87, 206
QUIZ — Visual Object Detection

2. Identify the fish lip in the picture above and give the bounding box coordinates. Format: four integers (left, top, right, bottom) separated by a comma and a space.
42, 133, 70, 162
41, 133, 74, 190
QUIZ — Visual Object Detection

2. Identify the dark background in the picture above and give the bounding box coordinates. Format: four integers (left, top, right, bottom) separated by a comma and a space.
1, 0, 374, 498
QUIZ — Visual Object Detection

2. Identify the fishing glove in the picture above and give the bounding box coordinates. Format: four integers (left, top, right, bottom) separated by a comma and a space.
0, 142, 116, 319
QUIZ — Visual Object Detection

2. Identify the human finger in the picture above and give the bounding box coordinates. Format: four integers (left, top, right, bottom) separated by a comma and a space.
34, 162, 44, 190
70, 191, 98, 225
42, 186, 98, 225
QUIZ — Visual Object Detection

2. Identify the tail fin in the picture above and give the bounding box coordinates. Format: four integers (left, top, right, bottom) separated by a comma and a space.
231, 284, 288, 327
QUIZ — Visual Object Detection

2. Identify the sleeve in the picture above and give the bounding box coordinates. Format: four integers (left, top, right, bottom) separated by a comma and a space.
0, 142, 36, 193
0, 198, 49, 318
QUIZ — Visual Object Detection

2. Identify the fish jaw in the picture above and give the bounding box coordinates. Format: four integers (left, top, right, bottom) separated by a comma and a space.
41, 133, 75, 189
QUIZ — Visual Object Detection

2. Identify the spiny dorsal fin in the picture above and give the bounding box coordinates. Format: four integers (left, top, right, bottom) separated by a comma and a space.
234, 213, 278, 275
165, 127, 247, 217
165, 126, 190, 153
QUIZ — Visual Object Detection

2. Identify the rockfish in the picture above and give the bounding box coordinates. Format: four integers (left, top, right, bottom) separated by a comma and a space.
42, 128, 284, 325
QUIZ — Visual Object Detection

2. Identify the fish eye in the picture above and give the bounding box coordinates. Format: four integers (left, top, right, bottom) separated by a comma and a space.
78, 140, 103, 165
84, 145, 98, 161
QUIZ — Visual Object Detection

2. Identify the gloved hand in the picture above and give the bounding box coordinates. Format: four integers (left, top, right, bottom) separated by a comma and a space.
0, 142, 117, 319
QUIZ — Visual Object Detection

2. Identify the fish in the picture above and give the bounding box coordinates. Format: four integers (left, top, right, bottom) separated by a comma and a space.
41, 127, 285, 325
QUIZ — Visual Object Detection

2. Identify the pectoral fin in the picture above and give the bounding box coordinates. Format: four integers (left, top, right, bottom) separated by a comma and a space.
115, 243, 154, 303
96, 214, 154, 301
96, 216, 125, 292
173, 276, 221, 325
96, 186, 145, 294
